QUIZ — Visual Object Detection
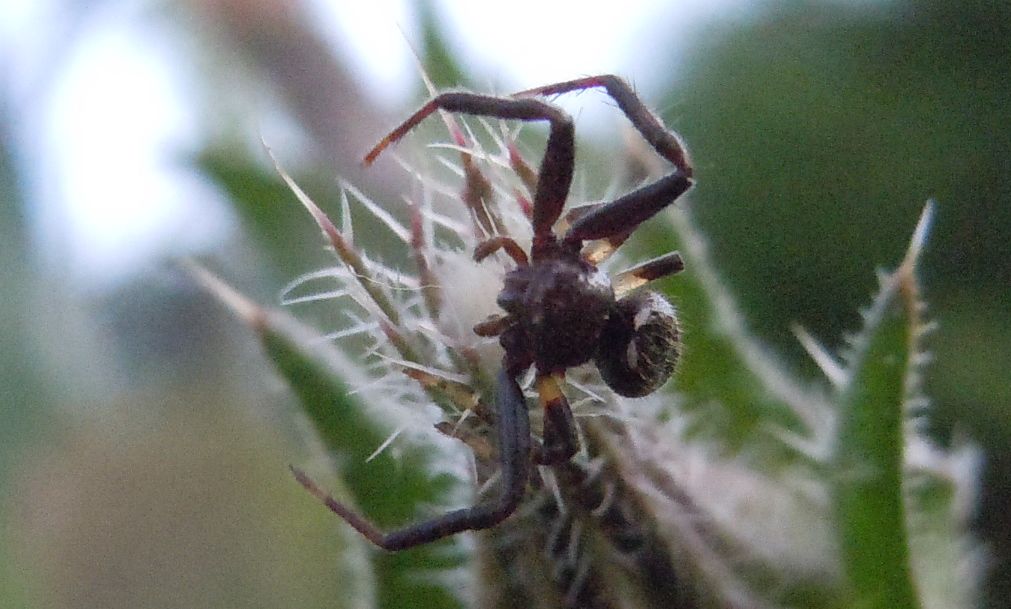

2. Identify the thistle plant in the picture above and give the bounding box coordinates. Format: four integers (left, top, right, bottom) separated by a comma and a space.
193, 79, 979, 609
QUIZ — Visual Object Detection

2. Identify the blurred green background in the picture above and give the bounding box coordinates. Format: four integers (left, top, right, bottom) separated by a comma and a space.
2, 0, 1007, 607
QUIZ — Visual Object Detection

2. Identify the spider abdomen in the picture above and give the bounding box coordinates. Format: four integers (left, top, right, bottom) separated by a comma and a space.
595, 291, 680, 397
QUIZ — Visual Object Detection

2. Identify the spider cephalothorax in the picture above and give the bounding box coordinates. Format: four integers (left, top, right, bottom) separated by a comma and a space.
492, 241, 615, 375
292, 75, 693, 551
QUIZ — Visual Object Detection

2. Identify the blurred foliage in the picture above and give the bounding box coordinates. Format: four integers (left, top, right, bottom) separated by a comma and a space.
658, 3, 1009, 604
666, 0, 1009, 406
645, 214, 807, 451
0, 93, 52, 477
197, 146, 332, 282
416, 0, 470, 90
0, 90, 44, 609
11, 401, 367, 609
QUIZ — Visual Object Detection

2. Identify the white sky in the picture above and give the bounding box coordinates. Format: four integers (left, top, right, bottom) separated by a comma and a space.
1, 0, 755, 287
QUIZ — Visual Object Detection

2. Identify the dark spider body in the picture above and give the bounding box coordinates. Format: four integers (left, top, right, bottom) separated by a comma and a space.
292, 75, 694, 552
497, 242, 614, 375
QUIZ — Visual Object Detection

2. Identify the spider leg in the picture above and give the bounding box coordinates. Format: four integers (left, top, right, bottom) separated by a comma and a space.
611, 251, 685, 297
563, 171, 692, 245
364, 92, 575, 242
515, 75, 694, 247
473, 236, 529, 265
533, 373, 579, 465
513, 74, 692, 177
562, 203, 634, 264
291, 365, 531, 551
473, 314, 510, 337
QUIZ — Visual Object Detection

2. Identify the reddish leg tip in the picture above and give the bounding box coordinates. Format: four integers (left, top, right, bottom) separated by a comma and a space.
363, 149, 381, 167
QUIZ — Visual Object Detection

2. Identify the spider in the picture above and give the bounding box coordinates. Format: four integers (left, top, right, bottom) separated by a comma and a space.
291, 75, 693, 551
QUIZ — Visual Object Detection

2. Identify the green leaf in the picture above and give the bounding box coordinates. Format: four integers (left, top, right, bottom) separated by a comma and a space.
831, 203, 934, 609
416, 0, 469, 90
188, 264, 462, 609
195, 145, 341, 280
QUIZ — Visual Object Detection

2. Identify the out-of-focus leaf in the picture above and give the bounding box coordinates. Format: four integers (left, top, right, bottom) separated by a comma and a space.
11, 405, 369, 609
657, 2, 1008, 603
416, 0, 469, 90
905, 448, 979, 609
196, 146, 333, 279
664, 0, 1011, 368
0, 98, 49, 609
643, 210, 827, 452
197, 145, 413, 279
831, 205, 934, 609
189, 264, 462, 609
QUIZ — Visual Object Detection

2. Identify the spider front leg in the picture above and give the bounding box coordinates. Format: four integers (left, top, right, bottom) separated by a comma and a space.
292, 365, 531, 551
515, 74, 694, 247
563, 170, 692, 246
364, 92, 576, 242
514, 74, 692, 177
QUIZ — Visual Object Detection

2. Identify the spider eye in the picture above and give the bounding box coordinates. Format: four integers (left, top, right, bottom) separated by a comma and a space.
595, 291, 680, 398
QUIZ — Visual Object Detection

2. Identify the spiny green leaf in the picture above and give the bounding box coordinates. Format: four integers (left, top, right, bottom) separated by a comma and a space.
831, 203, 934, 609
